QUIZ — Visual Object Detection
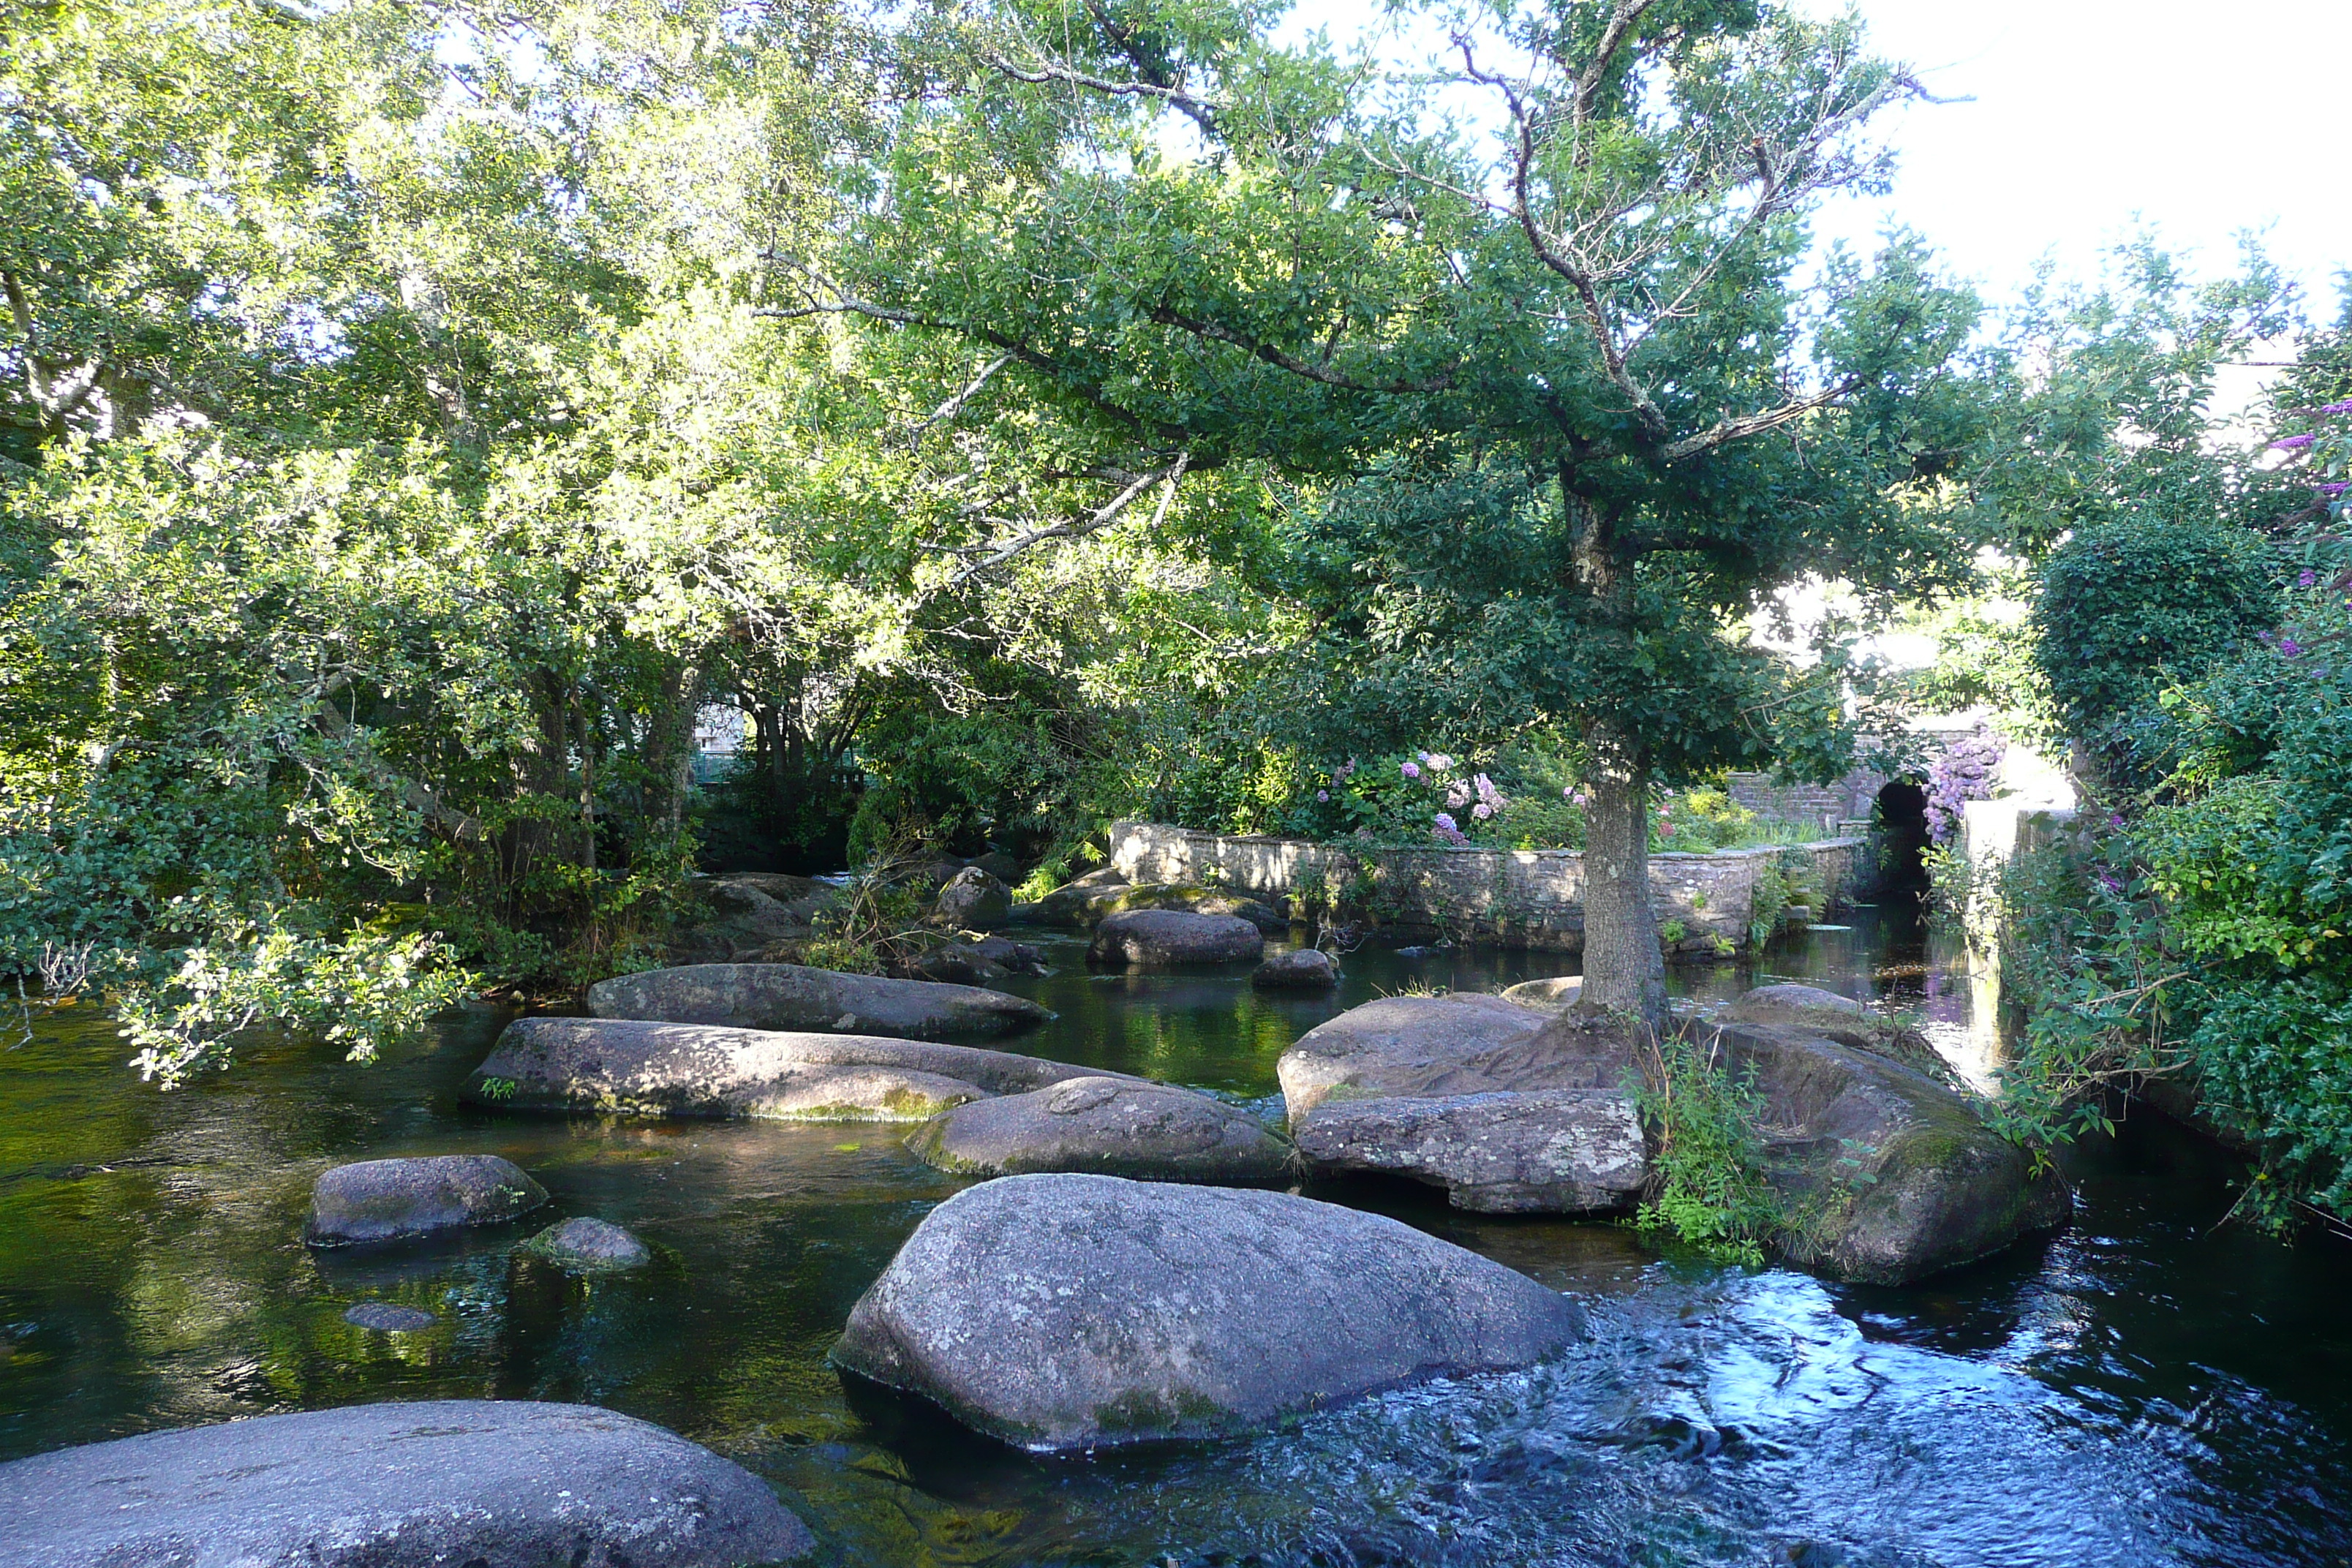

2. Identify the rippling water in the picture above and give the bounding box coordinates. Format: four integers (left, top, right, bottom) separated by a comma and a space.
1, 905, 2346, 1565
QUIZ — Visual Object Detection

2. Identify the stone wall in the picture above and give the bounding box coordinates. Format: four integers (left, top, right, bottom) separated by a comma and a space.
1109, 821, 1861, 956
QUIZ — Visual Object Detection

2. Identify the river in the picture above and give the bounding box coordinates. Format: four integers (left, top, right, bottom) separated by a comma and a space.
1, 903, 2346, 1566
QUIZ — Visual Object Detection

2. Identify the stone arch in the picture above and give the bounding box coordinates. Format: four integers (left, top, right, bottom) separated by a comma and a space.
1874, 779, 1933, 892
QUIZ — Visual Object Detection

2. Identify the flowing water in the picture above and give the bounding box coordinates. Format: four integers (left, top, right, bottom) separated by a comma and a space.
2, 904, 2348, 1566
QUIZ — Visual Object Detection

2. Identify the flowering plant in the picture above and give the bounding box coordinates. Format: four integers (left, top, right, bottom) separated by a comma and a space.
1924, 731, 2005, 845
1290, 748, 1518, 845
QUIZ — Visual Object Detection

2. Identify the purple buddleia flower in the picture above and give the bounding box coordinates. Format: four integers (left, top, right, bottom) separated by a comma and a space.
2280, 638, 2303, 657
1924, 731, 2006, 845
2272, 433, 2318, 450
2322, 399, 2352, 414
2300, 570, 2321, 587
2316, 482, 2350, 496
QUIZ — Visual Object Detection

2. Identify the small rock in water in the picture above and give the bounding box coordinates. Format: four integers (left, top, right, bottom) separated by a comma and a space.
342, 1302, 437, 1332
1251, 949, 1340, 990
1088, 908, 1264, 967
304, 1155, 549, 1248
519, 1216, 653, 1273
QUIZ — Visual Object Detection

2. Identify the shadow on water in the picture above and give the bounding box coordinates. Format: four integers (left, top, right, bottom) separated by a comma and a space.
1, 911, 2348, 1565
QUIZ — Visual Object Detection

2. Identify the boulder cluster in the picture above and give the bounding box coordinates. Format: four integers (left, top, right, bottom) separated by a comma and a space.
3, 868, 2076, 1557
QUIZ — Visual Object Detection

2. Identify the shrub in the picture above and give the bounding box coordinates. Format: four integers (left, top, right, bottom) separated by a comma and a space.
1632, 1034, 1782, 1266
2034, 515, 2276, 732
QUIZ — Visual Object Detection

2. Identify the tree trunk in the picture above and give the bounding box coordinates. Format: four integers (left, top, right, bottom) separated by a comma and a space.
1580, 723, 1667, 1028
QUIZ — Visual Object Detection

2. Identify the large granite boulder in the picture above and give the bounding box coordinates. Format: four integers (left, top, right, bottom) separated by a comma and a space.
304, 1155, 548, 1248
934, 866, 1012, 929
1252, 949, 1340, 990
832, 1174, 1583, 1451
1088, 908, 1264, 967
1278, 998, 1644, 1215
906, 1077, 1292, 1183
1703, 1019, 2073, 1284
0, 1400, 812, 1567
1295, 1090, 1646, 1213
464, 1016, 1121, 1120
587, 961, 1051, 1040
1277, 995, 1558, 1117
1008, 865, 1130, 924
1722, 982, 1951, 1081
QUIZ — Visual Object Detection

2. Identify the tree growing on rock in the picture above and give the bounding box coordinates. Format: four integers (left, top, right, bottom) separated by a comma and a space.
785, 0, 1989, 1020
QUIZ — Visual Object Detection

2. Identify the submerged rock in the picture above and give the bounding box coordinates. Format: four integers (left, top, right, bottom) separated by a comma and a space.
1088, 908, 1264, 967
907, 1077, 1292, 1183
463, 1015, 1120, 1121
587, 961, 1052, 1040
0, 1399, 813, 1567
832, 1174, 1583, 1451
342, 1302, 436, 1332
1251, 949, 1340, 990
1295, 1089, 1646, 1213
303, 1155, 548, 1248
1703, 1019, 2072, 1284
520, 1216, 653, 1273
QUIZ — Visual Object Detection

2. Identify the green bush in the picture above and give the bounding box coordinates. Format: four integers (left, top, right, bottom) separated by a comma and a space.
2034, 515, 2277, 732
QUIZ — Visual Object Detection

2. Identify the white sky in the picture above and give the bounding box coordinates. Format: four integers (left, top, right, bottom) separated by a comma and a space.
1281, 0, 2351, 318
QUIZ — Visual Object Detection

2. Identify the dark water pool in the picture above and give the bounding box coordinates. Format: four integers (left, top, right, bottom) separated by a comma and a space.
2, 907, 2348, 1566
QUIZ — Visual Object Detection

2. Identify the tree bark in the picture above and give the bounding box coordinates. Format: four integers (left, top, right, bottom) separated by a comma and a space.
1580, 722, 1667, 1027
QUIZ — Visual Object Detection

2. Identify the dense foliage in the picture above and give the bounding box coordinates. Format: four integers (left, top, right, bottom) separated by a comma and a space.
1987, 309, 2352, 1226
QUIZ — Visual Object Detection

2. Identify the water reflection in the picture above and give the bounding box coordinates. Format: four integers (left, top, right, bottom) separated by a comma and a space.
0, 916, 2346, 1566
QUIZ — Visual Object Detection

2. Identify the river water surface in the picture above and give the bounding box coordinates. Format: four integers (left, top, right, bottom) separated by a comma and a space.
2, 905, 2348, 1566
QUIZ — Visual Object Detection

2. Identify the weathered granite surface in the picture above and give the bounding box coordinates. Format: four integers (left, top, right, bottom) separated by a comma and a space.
464, 1015, 1120, 1120
832, 1174, 1583, 1450
304, 1155, 548, 1248
906, 1077, 1292, 1183
587, 962, 1052, 1040
0, 1399, 813, 1567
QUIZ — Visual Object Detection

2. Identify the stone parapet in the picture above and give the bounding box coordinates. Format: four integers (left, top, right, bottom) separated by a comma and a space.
1108, 821, 1860, 955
